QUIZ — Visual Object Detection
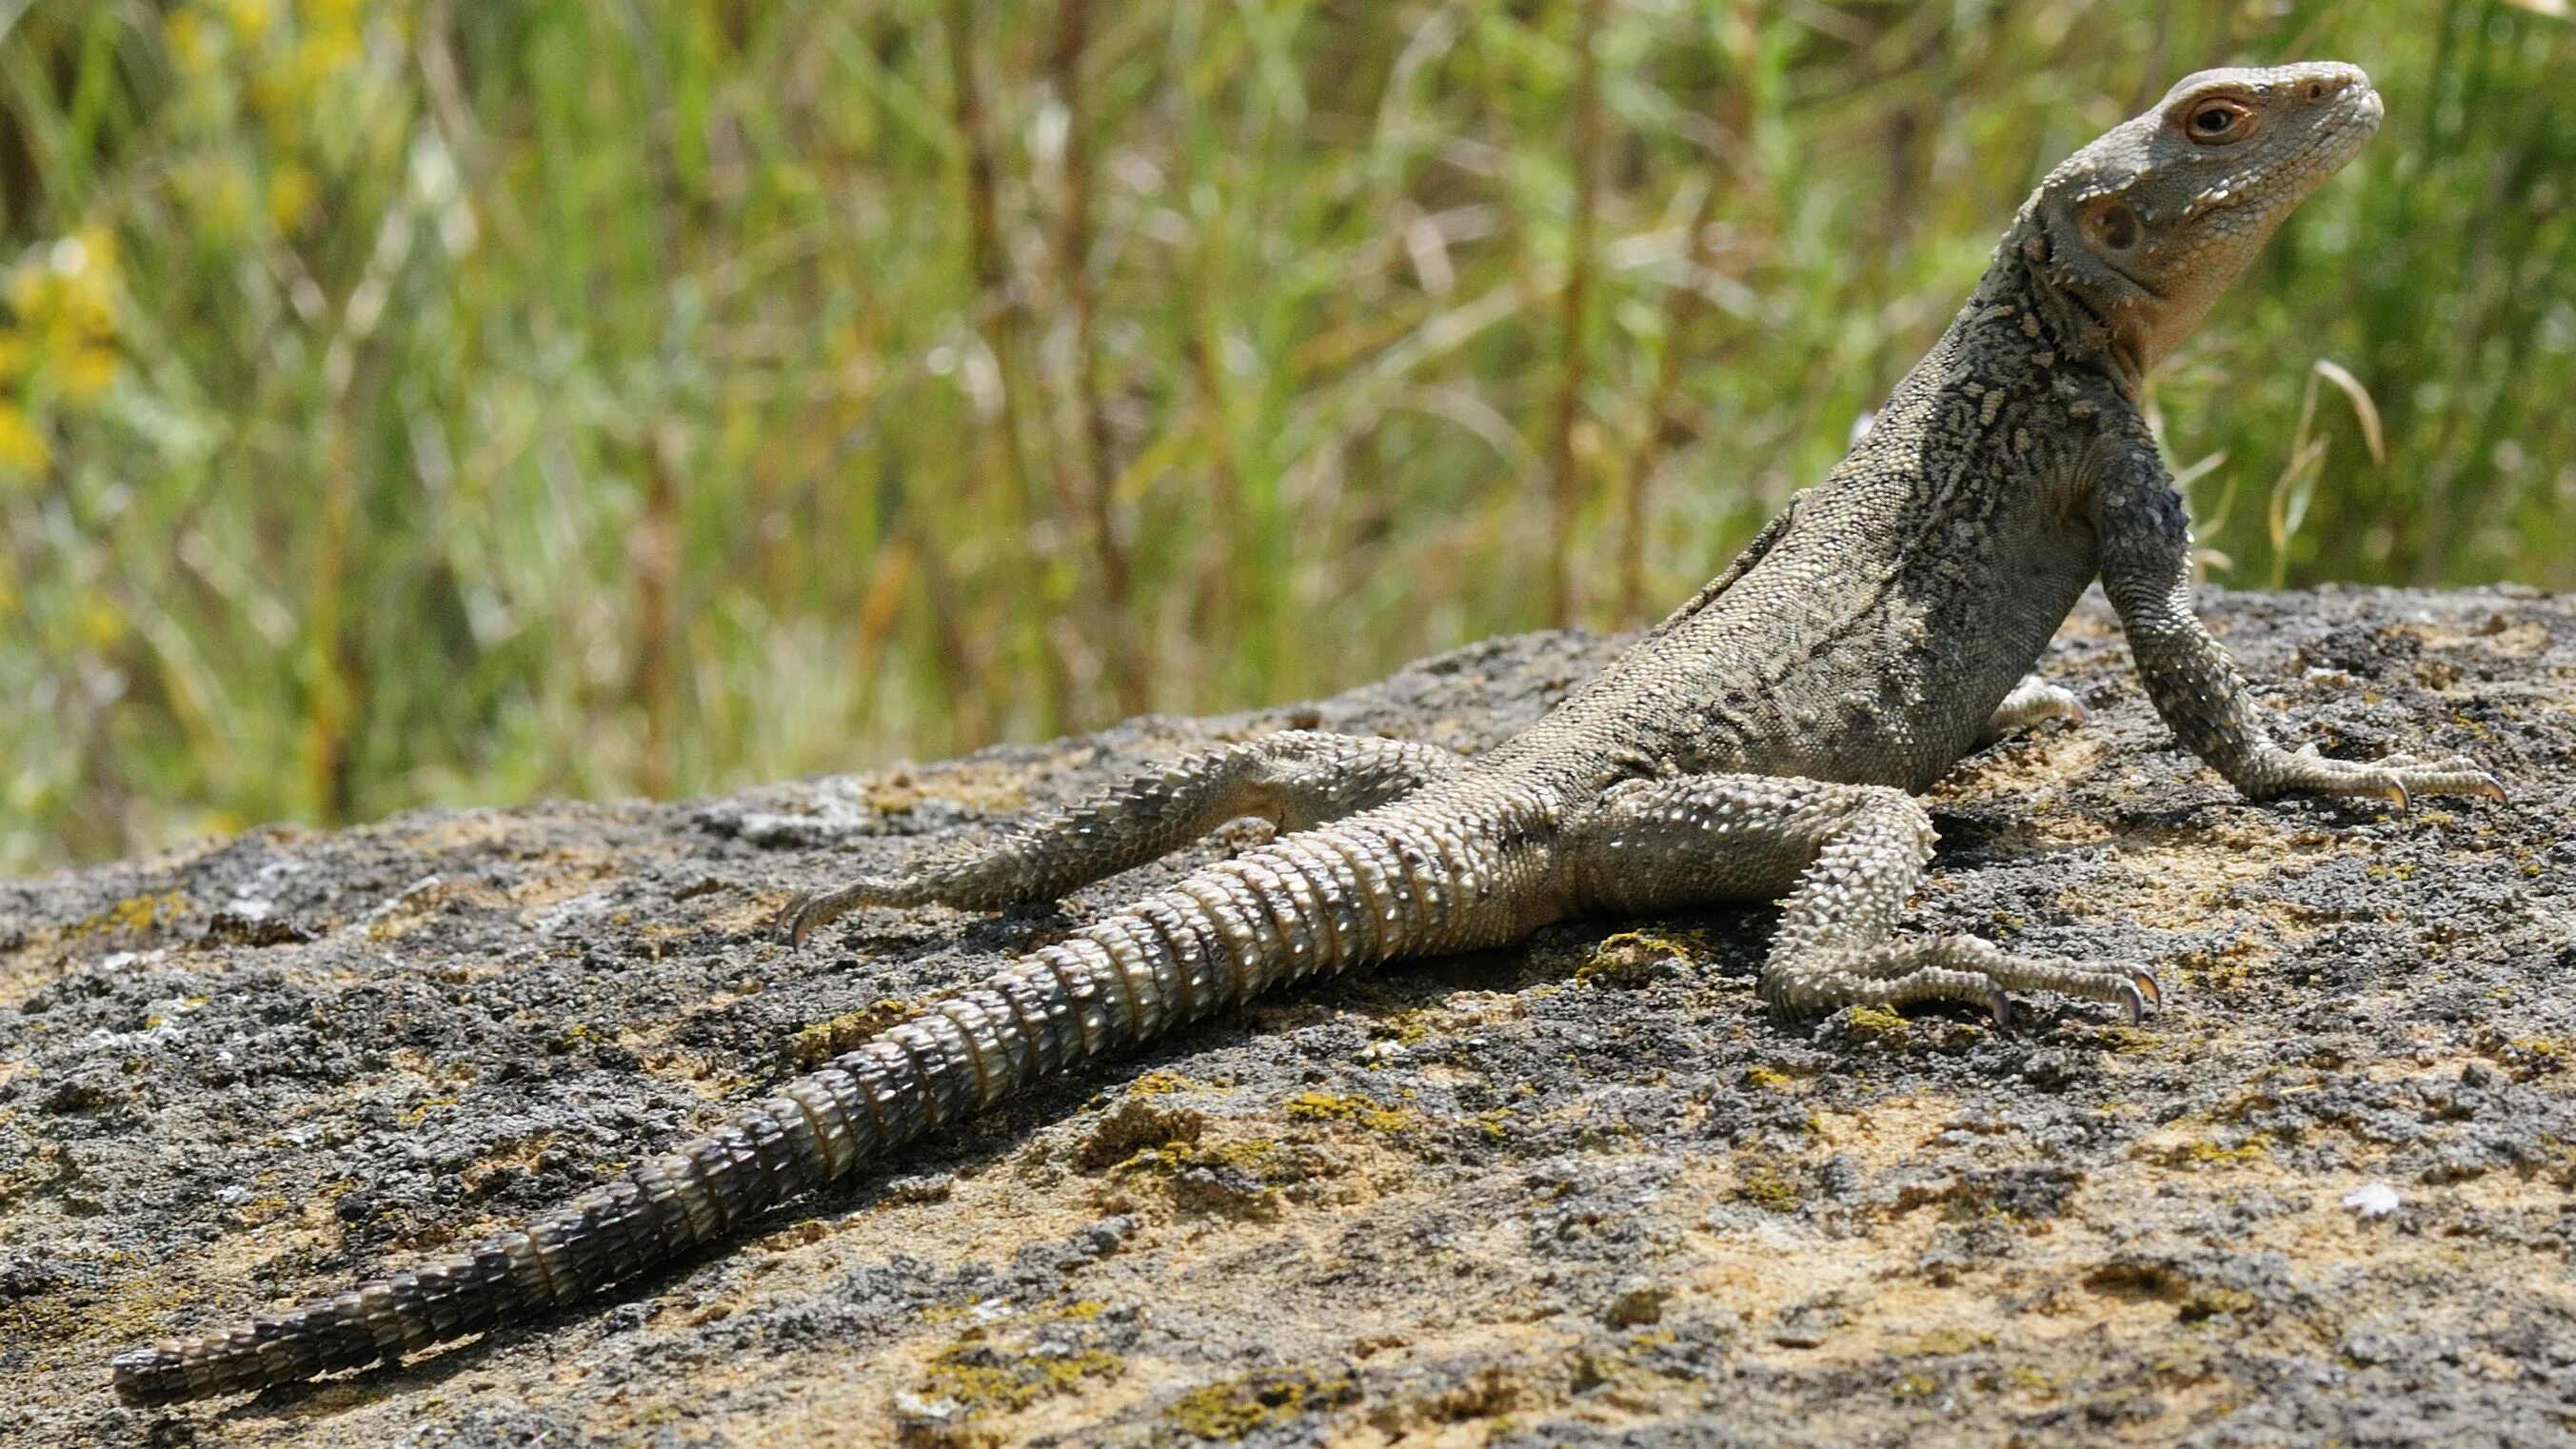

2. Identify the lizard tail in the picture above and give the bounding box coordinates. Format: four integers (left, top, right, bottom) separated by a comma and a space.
111, 806, 1531, 1405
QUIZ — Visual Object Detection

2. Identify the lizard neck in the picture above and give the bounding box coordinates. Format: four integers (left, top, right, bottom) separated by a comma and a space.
1985, 211, 2150, 403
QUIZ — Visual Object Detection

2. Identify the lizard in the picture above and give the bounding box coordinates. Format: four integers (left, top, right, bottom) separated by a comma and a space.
112, 60, 2503, 1406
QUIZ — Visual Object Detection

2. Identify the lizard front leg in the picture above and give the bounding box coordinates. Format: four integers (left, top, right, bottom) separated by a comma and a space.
781, 731, 1462, 942
1559, 776, 2155, 1023
2091, 436, 2504, 808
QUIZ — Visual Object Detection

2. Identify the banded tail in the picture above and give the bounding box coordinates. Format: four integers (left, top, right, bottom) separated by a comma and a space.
111, 801, 1547, 1404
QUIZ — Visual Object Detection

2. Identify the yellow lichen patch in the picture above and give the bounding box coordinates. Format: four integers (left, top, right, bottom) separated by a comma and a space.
1110, 1133, 1338, 1220
2080, 1024, 2165, 1055
1838, 1004, 1913, 1044
75, 889, 187, 938
914, 1337, 1121, 1419
1576, 928, 1700, 988
1281, 1090, 1414, 1135
1734, 1155, 1805, 1213
1161, 1368, 1354, 1440
788, 999, 922, 1069
458, 1131, 565, 1196
1074, 1096, 1206, 1173
2132, 1128, 2270, 1170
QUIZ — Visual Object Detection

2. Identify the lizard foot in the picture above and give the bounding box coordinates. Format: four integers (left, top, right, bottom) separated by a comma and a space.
775, 877, 913, 947
2269, 746, 2506, 810
1986, 677, 2088, 738
1767, 936, 2161, 1028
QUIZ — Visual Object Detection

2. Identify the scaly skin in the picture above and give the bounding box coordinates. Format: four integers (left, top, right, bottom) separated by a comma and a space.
113, 62, 2502, 1406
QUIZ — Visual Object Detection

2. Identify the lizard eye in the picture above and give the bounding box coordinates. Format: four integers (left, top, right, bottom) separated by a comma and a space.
2180, 97, 2256, 145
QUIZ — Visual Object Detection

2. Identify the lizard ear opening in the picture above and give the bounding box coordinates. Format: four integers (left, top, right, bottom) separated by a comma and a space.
2078, 198, 2143, 254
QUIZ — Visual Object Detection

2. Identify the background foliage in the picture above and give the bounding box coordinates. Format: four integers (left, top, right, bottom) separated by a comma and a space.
2, 0, 2569, 874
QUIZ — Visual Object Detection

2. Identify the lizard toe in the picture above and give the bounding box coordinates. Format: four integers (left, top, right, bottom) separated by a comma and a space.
2130, 969, 2164, 1012
2116, 979, 2149, 1026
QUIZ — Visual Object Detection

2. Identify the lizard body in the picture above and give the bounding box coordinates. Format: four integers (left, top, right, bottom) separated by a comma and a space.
113, 61, 2501, 1406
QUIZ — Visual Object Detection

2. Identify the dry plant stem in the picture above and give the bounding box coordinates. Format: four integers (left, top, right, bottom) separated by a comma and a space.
1618, 71, 1745, 626
629, 431, 682, 800
947, 0, 1074, 736
1547, 0, 1609, 629
1050, 0, 1148, 717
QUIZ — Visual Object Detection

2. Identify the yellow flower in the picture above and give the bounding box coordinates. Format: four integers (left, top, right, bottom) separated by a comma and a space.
62, 343, 120, 404
166, 10, 214, 73
268, 163, 317, 231
291, 29, 361, 91
0, 329, 24, 383
72, 224, 117, 275
222, 0, 276, 44
0, 403, 50, 476
77, 596, 128, 650
4, 267, 44, 321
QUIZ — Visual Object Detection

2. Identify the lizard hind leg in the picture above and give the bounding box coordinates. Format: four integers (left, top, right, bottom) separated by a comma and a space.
1557, 776, 2154, 1025
781, 731, 1462, 943
1758, 787, 2156, 1025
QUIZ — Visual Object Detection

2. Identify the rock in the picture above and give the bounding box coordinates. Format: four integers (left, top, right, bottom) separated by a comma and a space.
3, 586, 2573, 1446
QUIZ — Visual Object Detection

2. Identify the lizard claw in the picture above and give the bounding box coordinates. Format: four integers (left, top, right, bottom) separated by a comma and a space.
776, 895, 822, 948
2130, 969, 2164, 1012
1987, 991, 2014, 1032
2115, 980, 2149, 1026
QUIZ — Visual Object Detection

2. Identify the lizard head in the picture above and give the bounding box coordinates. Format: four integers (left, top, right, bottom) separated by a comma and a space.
2024, 61, 2382, 387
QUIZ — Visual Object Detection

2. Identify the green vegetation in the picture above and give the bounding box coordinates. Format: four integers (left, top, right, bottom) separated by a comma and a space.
3, 2, 2568, 872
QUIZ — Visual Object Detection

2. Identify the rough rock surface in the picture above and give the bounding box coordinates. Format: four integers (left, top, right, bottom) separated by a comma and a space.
3, 586, 2573, 1449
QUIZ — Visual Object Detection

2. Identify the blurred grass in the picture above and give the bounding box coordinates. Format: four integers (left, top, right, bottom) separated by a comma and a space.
1, 0, 2569, 874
